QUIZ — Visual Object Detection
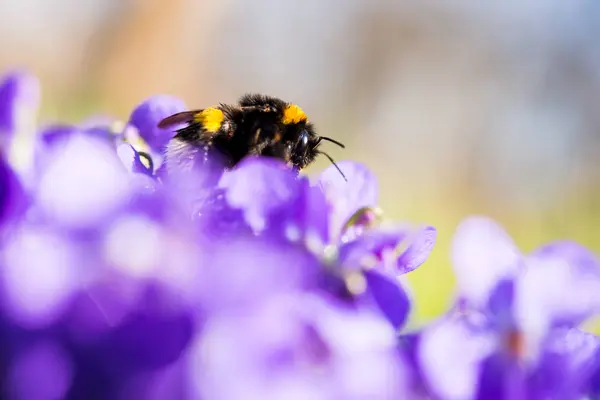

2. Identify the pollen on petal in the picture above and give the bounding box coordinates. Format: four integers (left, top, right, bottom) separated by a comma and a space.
345, 272, 367, 295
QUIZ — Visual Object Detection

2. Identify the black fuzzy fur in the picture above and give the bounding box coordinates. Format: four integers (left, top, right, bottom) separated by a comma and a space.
162, 94, 329, 171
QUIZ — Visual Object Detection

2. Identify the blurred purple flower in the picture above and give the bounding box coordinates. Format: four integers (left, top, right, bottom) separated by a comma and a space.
193, 235, 322, 313
535, 327, 600, 399
220, 156, 307, 234
0, 67, 597, 400
0, 70, 40, 152
192, 292, 409, 400
450, 216, 524, 310
418, 216, 600, 400
127, 94, 187, 154
216, 156, 330, 247
117, 143, 153, 176
451, 216, 600, 327
0, 154, 26, 227
1, 226, 82, 329
418, 315, 494, 400
33, 134, 132, 229
38, 121, 120, 150
33, 123, 119, 183
6, 340, 74, 400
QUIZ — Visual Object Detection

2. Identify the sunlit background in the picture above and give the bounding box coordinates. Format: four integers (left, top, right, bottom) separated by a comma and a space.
3, 0, 600, 327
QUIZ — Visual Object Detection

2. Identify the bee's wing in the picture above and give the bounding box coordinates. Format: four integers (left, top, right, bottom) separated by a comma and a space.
157, 110, 202, 129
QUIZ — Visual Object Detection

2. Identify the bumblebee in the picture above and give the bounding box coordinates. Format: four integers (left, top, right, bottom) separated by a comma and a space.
158, 94, 346, 179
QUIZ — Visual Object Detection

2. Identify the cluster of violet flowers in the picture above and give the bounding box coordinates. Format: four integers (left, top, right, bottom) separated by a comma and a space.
0, 69, 599, 400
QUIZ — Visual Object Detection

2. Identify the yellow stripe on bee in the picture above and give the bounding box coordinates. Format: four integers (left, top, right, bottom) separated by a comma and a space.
194, 107, 224, 132
282, 104, 307, 125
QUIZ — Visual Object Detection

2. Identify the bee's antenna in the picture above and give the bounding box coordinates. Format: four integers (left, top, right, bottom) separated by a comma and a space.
316, 151, 347, 182
318, 136, 345, 149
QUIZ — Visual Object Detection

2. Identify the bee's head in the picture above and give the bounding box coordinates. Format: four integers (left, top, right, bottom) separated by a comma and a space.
279, 104, 316, 168
237, 94, 346, 179
279, 103, 346, 180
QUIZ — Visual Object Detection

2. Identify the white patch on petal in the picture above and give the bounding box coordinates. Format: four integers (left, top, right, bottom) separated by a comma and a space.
284, 224, 301, 243
517, 256, 600, 348
2, 229, 78, 328
451, 216, 523, 308
419, 318, 496, 400
105, 215, 162, 278
305, 229, 326, 255
37, 135, 130, 228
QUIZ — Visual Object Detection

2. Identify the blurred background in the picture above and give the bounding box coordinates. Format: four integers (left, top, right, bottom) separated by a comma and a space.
2, 0, 600, 326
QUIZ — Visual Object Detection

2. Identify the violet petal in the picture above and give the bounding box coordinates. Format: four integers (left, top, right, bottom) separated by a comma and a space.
318, 160, 379, 239
397, 225, 437, 273
516, 251, 600, 331
537, 328, 600, 398
127, 94, 187, 153
0, 70, 40, 150
117, 143, 153, 176
221, 156, 301, 233
35, 134, 131, 228
451, 215, 523, 309
339, 224, 436, 275
364, 269, 411, 330
418, 317, 496, 400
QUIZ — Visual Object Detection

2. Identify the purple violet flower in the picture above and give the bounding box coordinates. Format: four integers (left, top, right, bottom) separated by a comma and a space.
6, 340, 74, 399
33, 133, 132, 229
418, 216, 600, 400
219, 156, 311, 234
0, 153, 26, 228
537, 327, 600, 398
127, 94, 188, 155
212, 156, 436, 330
1, 68, 599, 399
0, 70, 40, 152
191, 292, 410, 400
317, 160, 436, 329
